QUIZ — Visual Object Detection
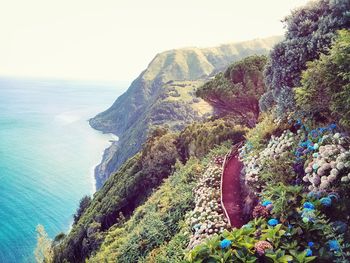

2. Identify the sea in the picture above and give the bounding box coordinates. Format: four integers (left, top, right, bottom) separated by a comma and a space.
0, 77, 124, 262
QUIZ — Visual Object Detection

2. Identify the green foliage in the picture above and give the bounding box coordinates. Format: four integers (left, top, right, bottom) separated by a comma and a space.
90, 39, 278, 186
196, 55, 268, 126
264, 0, 350, 113
244, 113, 279, 152
262, 183, 303, 221
177, 119, 246, 161
35, 225, 53, 263
53, 130, 180, 263
295, 29, 350, 128
143, 229, 190, 263
88, 158, 201, 262
73, 196, 91, 224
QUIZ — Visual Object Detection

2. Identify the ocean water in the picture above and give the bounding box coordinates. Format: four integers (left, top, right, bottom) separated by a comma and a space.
0, 77, 123, 262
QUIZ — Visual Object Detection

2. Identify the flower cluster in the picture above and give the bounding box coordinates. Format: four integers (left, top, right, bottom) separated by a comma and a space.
214, 156, 224, 166
301, 202, 316, 223
220, 239, 231, 249
186, 163, 229, 248
254, 240, 273, 256
252, 204, 270, 218
302, 132, 350, 191
267, 218, 279, 226
239, 130, 299, 191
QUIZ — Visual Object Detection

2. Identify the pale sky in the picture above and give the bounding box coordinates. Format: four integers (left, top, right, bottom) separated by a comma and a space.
0, 0, 310, 82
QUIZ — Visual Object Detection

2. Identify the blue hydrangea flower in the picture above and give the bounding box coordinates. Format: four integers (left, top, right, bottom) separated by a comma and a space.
320, 197, 332, 207
329, 123, 337, 130
262, 200, 272, 207
220, 239, 231, 249
306, 248, 313, 256
318, 127, 325, 133
308, 241, 314, 247
308, 144, 315, 151
303, 202, 315, 210
268, 218, 279, 226
328, 193, 339, 201
329, 240, 340, 251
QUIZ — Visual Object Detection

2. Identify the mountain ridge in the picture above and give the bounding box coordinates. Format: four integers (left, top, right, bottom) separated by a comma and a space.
89, 35, 282, 188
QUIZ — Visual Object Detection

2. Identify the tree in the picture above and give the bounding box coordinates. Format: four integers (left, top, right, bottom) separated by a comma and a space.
73, 195, 91, 224
35, 225, 53, 263
196, 55, 268, 127
264, 0, 350, 113
295, 29, 350, 128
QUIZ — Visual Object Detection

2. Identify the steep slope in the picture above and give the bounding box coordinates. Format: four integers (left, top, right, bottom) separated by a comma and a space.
90, 36, 282, 188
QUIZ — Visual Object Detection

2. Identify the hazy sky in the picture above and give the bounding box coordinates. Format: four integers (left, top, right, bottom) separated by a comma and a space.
0, 0, 310, 82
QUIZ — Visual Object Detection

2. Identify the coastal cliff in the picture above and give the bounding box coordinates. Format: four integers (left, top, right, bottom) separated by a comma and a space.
90, 36, 282, 188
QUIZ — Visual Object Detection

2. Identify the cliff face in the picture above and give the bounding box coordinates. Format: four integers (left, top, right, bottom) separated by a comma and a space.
89, 36, 282, 188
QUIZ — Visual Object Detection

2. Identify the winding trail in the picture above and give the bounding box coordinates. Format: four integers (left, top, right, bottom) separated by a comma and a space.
221, 150, 244, 228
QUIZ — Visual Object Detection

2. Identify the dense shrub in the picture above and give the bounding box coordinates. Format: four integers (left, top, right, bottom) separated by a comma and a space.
188, 120, 350, 262
264, 0, 350, 113
176, 119, 246, 161
88, 158, 201, 262
73, 196, 91, 224
259, 90, 275, 112
295, 29, 350, 128
53, 130, 180, 263
196, 55, 268, 126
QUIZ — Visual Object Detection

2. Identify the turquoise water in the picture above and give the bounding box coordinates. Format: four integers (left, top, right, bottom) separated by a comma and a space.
0, 77, 123, 262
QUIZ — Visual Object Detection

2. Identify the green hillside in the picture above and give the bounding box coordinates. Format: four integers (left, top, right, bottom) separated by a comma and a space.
89, 36, 281, 188
35, 1, 350, 262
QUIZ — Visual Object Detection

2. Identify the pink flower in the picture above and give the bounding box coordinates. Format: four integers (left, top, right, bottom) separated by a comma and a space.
255, 241, 273, 256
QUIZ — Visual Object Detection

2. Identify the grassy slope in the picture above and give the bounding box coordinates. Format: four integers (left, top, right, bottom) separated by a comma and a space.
89, 36, 282, 187
88, 144, 231, 263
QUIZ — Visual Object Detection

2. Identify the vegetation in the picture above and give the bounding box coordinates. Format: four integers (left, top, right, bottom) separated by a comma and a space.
264, 0, 350, 114
88, 158, 200, 262
45, 2, 350, 262
52, 120, 244, 262
53, 130, 180, 262
90, 38, 279, 187
196, 55, 268, 126
295, 29, 350, 128
73, 196, 91, 224
35, 225, 53, 263
177, 119, 247, 161
188, 120, 350, 262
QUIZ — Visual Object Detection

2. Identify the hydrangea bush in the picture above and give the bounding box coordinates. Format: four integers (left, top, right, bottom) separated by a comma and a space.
185, 160, 230, 248
187, 118, 350, 262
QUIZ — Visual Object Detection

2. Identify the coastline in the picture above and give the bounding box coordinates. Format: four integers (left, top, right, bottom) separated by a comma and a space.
90, 132, 118, 193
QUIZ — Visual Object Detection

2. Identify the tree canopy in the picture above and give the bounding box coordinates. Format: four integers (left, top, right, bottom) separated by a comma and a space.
264, 0, 350, 113
196, 55, 268, 126
295, 29, 350, 128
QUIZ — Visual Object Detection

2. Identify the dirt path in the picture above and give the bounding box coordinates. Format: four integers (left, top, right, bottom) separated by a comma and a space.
221, 155, 244, 228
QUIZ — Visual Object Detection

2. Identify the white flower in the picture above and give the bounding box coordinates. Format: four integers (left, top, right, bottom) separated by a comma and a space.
336, 162, 345, 170
330, 168, 339, 176
305, 167, 313, 174
319, 181, 330, 190
321, 176, 328, 182
341, 176, 349, 183
303, 176, 309, 182
328, 174, 337, 183
334, 133, 341, 139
